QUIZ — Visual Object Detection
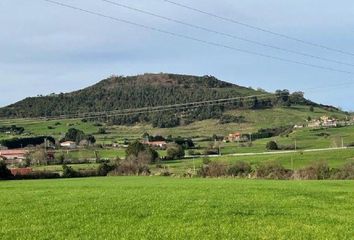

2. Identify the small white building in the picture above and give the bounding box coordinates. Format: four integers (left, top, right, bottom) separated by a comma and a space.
60, 141, 77, 149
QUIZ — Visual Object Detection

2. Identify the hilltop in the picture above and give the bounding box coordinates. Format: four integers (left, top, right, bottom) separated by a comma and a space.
0, 73, 340, 128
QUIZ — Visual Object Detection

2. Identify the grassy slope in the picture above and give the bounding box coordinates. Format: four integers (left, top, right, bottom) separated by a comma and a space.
0, 177, 353, 240
0, 105, 347, 142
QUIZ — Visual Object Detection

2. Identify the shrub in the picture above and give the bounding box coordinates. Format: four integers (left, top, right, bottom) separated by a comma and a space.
0, 161, 13, 180
331, 162, 354, 180
62, 165, 79, 178
266, 141, 278, 150
98, 128, 107, 134
97, 163, 116, 176
166, 144, 185, 160
14, 171, 60, 180
109, 155, 150, 176
156, 167, 172, 177
198, 161, 227, 178
228, 161, 252, 177
294, 162, 331, 180
256, 162, 291, 179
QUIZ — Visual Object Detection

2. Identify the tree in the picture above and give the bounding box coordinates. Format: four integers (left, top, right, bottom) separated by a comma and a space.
290, 91, 305, 104
166, 144, 185, 160
98, 128, 107, 134
275, 89, 290, 106
62, 128, 86, 143
31, 149, 49, 165
309, 106, 314, 112
126, 141, 146, 157
266, 141, 278, 150
61, 128, 95, 145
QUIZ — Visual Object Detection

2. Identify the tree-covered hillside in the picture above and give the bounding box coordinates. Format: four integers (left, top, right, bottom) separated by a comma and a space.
0, 73, 323, 127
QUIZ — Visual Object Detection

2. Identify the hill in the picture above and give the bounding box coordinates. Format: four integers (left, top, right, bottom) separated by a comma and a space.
0, 73, 337, 128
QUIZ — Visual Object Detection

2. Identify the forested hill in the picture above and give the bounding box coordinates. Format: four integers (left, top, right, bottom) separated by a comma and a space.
0, 73, 263, 117
0, 73, 319, 127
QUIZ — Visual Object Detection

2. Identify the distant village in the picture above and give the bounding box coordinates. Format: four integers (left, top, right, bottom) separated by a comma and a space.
1, 115, 354, 169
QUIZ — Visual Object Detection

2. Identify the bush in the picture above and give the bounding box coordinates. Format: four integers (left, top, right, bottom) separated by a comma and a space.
156, 167, 172, 176
98, 128, 107, 134
256, 162, 292, 179
62, 165, 79, 178
198, 161, 227, 178
97, 163, 116, 176
166, 144, 185, 160
109, 155, 150, 176
228, 161, 252, 177
14, 171, 60, 180
294, 162, 331, 180
266, 141, 278, 150
331, 162, 354, 180
0, 161, 13, 180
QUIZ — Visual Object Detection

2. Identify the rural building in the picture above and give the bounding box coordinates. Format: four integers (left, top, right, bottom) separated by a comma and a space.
307, 116, 338, 128
225, 132, 242, 142
307, 120, 321, 128
320, 116, 338, 127
60, 141, 77, 149
10, 168, 32, 176
0, 149, 28, 160
144, 141, 167, 148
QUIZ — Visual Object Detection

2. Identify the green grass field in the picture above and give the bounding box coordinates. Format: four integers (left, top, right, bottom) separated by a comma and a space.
0, 177, 353, 239
0, 105, 348, 143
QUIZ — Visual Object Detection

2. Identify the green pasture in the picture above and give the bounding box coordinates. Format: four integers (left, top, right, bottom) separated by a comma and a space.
0, 177, 353, 240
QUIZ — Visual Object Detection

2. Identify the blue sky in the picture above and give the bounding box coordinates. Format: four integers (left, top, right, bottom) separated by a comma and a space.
1, 0, 353, 110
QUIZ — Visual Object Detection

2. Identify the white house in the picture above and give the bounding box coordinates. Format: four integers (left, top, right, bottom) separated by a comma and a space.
60, 141, 77, 149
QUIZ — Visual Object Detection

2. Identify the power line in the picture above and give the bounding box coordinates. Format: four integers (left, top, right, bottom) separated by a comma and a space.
163, 0, 354, 57
42, 0, 354, 75
101, 0, 354, 67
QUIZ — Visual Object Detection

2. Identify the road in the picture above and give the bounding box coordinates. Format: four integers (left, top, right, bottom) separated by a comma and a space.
189, 146, 354, 158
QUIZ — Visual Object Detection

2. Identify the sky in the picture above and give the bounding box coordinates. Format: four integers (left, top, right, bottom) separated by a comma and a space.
1, 0, 354, 111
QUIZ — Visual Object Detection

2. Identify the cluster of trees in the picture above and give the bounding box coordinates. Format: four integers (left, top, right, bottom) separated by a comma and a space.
0, 125, 24, 135
60, 128, 96, 145
0, 136, 55, 149
246, 125, 294, 141
219, 115, 246, 124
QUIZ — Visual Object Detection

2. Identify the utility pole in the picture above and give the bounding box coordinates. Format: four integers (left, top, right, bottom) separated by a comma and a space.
341, 137, 344, 148
294, 139, 297, 151
219, 141, 221, 156
44, 138, 47, 154
291, 155, 294, 171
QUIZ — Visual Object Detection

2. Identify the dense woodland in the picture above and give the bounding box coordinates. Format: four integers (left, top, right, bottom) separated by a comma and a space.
0, 73, 320, 127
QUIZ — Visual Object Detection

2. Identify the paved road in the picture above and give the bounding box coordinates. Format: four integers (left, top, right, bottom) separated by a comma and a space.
189, 146, 354, 158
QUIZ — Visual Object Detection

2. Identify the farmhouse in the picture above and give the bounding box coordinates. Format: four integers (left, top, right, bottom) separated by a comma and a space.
225, 132, 242, 142
10, 168, 32, 176
60, 141, 77, 149
144, 141, 167, 148
0, 149, 28, 160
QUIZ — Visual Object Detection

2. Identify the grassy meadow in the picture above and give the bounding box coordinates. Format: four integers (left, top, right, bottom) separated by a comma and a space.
0, 177, 353, 240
